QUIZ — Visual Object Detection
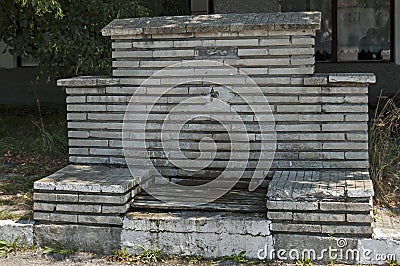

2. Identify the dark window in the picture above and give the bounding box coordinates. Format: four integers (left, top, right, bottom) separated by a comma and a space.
337, 0, 391, 61
207, 0, 393, 62
281, 0, 333, 61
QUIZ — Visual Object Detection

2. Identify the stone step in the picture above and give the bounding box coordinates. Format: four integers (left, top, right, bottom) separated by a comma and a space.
122, 211, 272, 259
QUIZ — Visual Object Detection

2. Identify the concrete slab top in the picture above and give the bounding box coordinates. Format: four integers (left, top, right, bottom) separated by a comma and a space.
33, 165, 151, 194
102, 12, 321, 37
267, 171, 374, 201
304, 73, 376, 85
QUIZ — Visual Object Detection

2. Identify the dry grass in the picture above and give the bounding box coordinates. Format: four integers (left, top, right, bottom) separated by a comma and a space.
369, 93, 400, 208
0, 107, 68, 220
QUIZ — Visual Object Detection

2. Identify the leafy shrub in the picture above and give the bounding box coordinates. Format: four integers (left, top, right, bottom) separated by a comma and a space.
0, 0, 190, 81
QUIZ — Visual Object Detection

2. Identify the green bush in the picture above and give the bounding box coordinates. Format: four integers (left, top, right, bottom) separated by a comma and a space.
0, 0, 190, 81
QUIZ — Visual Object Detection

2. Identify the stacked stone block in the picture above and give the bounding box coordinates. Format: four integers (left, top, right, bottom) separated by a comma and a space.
61, 12, 374, 179
33, 165, 153, 225
122, 211, 273, 259
267, 171, 374, 237
32, 12, 378, 259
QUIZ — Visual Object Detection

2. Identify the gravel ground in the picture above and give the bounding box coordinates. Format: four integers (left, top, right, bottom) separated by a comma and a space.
0, 251, 111, 266
0, 251, 299, 266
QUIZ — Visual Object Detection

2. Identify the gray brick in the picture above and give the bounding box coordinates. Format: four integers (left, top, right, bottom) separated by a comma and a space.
238, 48, 268, 56
291, 37, 315, 45
276, 105, 321, 113
33, 212, 51, 221
66, 96, 86, 103
78, 215, 122, 225
56, 194, 79, 202
290, 57, 315, 66
271, 223, 321, 233
33, 193, 56, 201
267, 212, 293, 220
101, 203, 131, 214
266, 201, 318, 211
215, 39, 258, 47
269, 67, 314, 75
69, 148, 89, 155
69, 156, 110, 164
319, 202, 372, 212
304, 76, 328, 85
153, 49, 195, 58
56, 204, 102, 213
67, 105, 106, 112
293, 213, 345, 222
259, 37, 290, 46
347, 213, 373, 223
322, 105, 368, 113
79, 193, 131, 204
67, 113, 87, 121
321, 225, 372, 235
33, 202, 56, 211
68, 131, 89, 138
268, 29, 315, 36
65, 87, 105, 94
322, 124, 367, 132
52, 213, 78, 223
69, 139, 108, 147
269, 47, 314, 56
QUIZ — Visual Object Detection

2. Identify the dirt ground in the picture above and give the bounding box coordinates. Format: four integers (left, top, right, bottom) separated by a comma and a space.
0, 250, 299, 266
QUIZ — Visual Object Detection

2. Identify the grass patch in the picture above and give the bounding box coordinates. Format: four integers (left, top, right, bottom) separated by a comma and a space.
108, 245, 165, 264
0, 107, 68, 177
369, 93, 400, 208
0, 211, 22, 220
0, 107, 68, 219
219, 251, 248, 263
43, 244, 78, 256
0, 237, 31, 257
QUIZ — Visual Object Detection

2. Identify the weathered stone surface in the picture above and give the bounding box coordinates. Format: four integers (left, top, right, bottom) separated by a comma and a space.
267, 171, 373, 201
328, 73, 376, 84
0, 220, 34, 246
124, 211, 271, 236
122, 211, 272, 259
34, 224, 121, 254
58, 77, 119, 87
34, 165, 141, 193
358, 239, 400, 265
273, 234, 359, 264
102, 12, 321, 37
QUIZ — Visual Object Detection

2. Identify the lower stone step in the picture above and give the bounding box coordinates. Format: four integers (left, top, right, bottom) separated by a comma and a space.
122, 211, 273, 259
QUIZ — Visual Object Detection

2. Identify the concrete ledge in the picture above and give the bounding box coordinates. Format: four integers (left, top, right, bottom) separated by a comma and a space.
304, 73, 376, 85
57, 76, 119, 87
267, 171, 374, 201
102, 12, 321, 37
34, 223, 121, 254
33, 165, 154, 225
0, 220, 34, 246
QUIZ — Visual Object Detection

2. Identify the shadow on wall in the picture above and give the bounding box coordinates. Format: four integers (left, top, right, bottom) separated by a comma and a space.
0, 67, 65, 107
316, 62, 400, 108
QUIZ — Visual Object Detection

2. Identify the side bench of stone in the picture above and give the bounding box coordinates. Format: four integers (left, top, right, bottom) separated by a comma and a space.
33, 165, 153, 225
267, 171, 374, 237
